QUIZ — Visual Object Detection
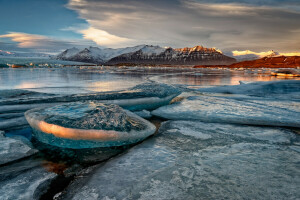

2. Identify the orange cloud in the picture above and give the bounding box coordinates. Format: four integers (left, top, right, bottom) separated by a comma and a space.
232, 50, 300, 57
232, 50, 276, 57
0, 32, 48, 48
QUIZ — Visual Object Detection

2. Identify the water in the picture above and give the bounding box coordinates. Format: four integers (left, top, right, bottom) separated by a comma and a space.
1, 66, 298, 95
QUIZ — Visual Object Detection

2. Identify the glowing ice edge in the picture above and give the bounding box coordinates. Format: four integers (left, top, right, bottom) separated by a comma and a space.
25, 110, 156, 149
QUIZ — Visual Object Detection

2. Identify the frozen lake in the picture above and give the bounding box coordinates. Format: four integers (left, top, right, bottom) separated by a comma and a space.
0, 63, 299, 199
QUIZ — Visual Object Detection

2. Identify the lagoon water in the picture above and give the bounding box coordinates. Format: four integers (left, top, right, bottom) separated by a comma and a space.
1, 64, 298, 94
0, 58, 299, 199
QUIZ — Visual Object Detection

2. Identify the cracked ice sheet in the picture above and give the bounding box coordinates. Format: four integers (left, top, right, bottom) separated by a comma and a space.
0, 163, 57, 200
0, 132, 37, 165
195, 80, 300, 101
152, 95, 300, 128
58, 121, 300, 200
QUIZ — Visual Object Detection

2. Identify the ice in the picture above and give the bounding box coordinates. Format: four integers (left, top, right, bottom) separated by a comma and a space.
0, 117, 28, 130
152, 95, 300, 128
1, 83, 181, 111
25, 102, 156, 149
0, 131, 37, 165
162, 121, 296, 144
133, 110, 152, 119
0, 159, 57, 200
58, 120, 300, 200
197, 80, 300, 100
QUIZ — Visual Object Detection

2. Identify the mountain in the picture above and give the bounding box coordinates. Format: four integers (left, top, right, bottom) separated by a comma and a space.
56, 45, 146, 63
229, 56, 300, 68
107, 45, 236, 65
194, 56, 300, 68
0, 50, 50, 58
55, 47, 81, 60
56, 45, 236, 65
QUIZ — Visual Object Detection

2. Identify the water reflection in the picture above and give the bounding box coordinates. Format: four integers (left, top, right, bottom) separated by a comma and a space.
1, 67, 299, 95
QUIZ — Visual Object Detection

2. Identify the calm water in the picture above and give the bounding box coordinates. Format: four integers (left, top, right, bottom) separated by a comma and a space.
1, 66, 298, 95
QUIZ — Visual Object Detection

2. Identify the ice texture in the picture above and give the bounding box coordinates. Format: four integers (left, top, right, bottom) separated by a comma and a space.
197, 80, 300, 100
0, 131, 37, 165
152, 95, 300, 128
59, 121, 300, 200
0, 160, 57, 200
25, 102, 156, 149
133, 110, 152, 119
0, 83, 181, 111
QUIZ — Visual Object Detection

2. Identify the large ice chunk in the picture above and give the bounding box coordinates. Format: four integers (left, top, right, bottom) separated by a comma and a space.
152, 95, 300, 128
58, 121, 300, 200
197, 80, 300, 100
0, 131, 37, 165
25, 102, 156, 149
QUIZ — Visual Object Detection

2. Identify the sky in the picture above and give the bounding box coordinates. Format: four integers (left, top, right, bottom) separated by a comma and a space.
0, 0, 300, 55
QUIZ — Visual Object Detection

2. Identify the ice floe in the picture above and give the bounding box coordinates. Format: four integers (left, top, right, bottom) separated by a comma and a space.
0, 83, 181, 112
196, 80, 300, 100
0, 131, 37, 165
25, 102, 156, 149
0, 160, 57, 200
58, 120, 300, 200
133, 110, 152, 119
152, 95, 300, 128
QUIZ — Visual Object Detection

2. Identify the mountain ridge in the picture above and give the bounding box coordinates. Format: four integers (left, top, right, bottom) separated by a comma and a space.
56, 45, 236, 65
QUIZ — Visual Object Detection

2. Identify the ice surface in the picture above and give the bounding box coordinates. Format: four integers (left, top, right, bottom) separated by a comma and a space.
59, 120, 300, 200
25, 102, 156, 149
0, 117, 29, 130
0, 160, 57, 200
1, 83, 181, 111
0, 131, 37, 165
133, 110, 152, 119
197, 80, 300, 100
152, 95, 300, 128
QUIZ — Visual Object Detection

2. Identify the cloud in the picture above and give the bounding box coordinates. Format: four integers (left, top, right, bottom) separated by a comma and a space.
232, 50, 276, 57
232, 50, 300, 57
66, 0, 300, 52
0, 32, 96, 53
0, 32, 48, 48
80, 27, 133, 47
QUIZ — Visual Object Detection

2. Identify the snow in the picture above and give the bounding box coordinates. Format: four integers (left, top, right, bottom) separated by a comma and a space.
0, 132, 37, 165
58, 120, 300, 200
63, 47, 81, 58
56, 45, 149, 62
140, 45, 165, 56
25, 102, 156, 148
152, 95, 300, 128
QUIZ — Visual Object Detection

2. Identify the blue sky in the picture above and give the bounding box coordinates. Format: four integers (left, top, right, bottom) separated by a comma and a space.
0, 0, 85, 38
0, 0, 300, 55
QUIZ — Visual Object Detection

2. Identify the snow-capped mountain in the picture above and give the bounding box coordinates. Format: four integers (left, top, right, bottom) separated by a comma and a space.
56, 45, 147, 63
56, 47, 81, 60
0, 50, 50, 58
107, 45, 236, 65
56, 45, 236, 65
